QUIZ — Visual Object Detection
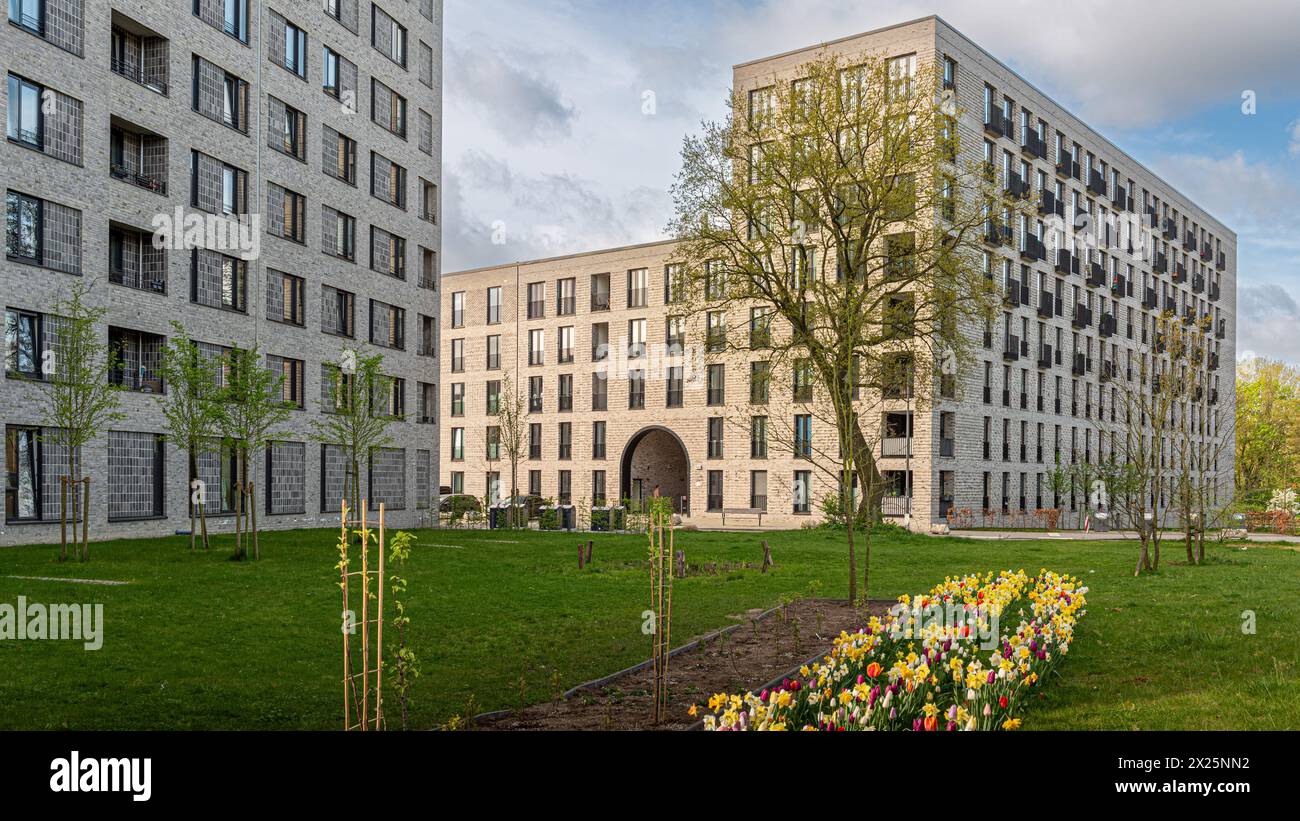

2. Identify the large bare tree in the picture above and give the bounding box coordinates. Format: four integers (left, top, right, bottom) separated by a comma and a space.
669, 53, 1003, 600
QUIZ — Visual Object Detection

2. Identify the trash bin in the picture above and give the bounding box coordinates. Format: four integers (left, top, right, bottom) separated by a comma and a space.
591, 506, 611, 532
559, 505, 576, 531
489, 505, 509, 529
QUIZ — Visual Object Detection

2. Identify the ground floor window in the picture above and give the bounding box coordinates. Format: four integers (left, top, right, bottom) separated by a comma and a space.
793, 470, 811, 515
707, 470, 723, 511
750, 471, 767, 512
4, 425, 40, 522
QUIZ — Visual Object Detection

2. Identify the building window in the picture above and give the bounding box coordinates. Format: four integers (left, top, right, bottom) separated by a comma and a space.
591, 323, 609, 361
281, 17, 307, 77
750, 471, 768, 512
486, 335, 500, 370
591, 373, 607, 411
370, 77, 407, 137
6, 74, 43, 149
322, 285, 355, 337
449, 339, 463, 373
528, 329, 544, 366
8, 0, 42, 35
371, 4, 407, 67
486, 287, 501, 324
557, 278, 576, 316
707, 417, 724, 459
592, 470, 606, 505
751, 416, 768, 459
368, 302, 405, 350
627, 268, 647, 308
749, 361, 770, 404
451, 291, 465, 328
369, 152, 407, 209
527, 282, 545, 319
450, 428, 464, 461
558, 423, 572, 460
707, 471, 723, 512
4, 190, 41, 262
628, 318, 646, 359
452, 383, 466, 417
420, 179, 437, 222
4, 425, 43, 521
794, 414, 812, 459
667, 366, 683, 408
558, 327, 574, 364
369, 226, 406, 278
592, 421, 606, 459
628, 370, 645, 410
591, 273, 611, 311
324, 126, 357, 183
559, 373, 573, 412
528, 424, 541, 460
190, 250, 247, 313
268, 270, 305, 326
793, 470, 812, 514
707, 364, 725, 406
529, 376, 543, 413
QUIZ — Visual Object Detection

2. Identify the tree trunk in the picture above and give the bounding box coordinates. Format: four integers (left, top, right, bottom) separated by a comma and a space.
850, 422, 885, 522
843, 466, 857, 604
1135, 537, 1149, 576
59, 476, 68, 563
188, 451, 197, 551
249, 466, 259, 562
80, 478, 90, 562
199, 501, 209, 549
234, 478, 244, 561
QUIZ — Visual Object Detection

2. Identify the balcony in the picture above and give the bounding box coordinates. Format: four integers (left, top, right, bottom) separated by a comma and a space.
1209, 351, 1221, 370
1099, 313, 1116, 338
1216, 319, 1227, 340
882, 438, 913, 458
1038, 290, 1054, 319
1143, 287, 1159, 310
1111, 274, 1127, 299
1172, 262, 1186, 284
1021, 130, 1047, 160
1086, 262, 1106, 287
1191, 273, 1205, 294
1101, 360, 1116, 383
109, 121, 168, 196
1021, 235, 1046, 262
1162, 218, 1178, 241
1216, 251, 1227, 272
1071, 353, 1087, 377
1112, 185, 1129, 211
1055, 249, 1077, 276
108, 327, 165, 393
1087, 169, 1107, 196
1199, 245, 1213, 263
1037, 344, 1053, 370
1037, 189, 1062, 218
1072, 305, 1092, 329
1209, 281, 1221, 301
1210, 388, 1220, 405
984, 220, 1011, 247
1153, 252, 1168, 274
1003, 280, 1022, 308
1184, 232, 1198, 253
1145, 208, 1159, 229
1003, 334, 1021, 362
1155, 332, 1166, 354
1164, 295, 1178, 313
983, 113, 1008, 138
108, 224, 167, 294
1056, 149, 1079, 179
110, 19, 169, 96
1005, 172, 1030, 200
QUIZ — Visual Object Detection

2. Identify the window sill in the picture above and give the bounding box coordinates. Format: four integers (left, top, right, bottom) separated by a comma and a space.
107, 514, 167, 524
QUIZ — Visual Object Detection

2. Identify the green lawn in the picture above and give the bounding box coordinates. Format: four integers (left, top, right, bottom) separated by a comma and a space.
0, 525, 1297, 730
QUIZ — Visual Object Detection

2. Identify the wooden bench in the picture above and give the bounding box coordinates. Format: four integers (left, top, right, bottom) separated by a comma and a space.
720, 508, 765, 527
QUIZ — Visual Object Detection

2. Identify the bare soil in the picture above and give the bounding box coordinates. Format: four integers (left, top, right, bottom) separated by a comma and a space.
474, 598, 892, 731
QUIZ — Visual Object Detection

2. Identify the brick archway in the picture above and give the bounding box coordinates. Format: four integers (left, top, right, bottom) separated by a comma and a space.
619, 426, 691, 514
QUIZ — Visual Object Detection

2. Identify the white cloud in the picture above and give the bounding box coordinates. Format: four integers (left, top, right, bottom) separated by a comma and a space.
1238, 284, 1300, 364
1289, 119, 1300, 156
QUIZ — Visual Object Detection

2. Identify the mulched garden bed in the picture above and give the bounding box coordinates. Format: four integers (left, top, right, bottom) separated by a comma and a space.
473, 598, 892, 731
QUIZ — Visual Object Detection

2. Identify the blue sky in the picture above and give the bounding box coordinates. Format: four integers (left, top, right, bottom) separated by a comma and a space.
443, 0, 1300, 362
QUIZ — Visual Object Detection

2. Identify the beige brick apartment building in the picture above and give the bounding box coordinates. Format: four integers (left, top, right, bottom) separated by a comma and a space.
441, 16, 1236, 531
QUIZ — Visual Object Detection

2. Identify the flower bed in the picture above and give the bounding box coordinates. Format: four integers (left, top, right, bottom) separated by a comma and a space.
699, 569, 1087, 731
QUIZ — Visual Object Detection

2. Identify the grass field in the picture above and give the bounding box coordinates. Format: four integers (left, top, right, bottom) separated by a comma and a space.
0, 525, 1297, 730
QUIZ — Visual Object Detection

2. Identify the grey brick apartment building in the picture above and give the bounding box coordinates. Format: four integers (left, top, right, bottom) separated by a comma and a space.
440, 17, 1235, 531
2, 0, 443, 545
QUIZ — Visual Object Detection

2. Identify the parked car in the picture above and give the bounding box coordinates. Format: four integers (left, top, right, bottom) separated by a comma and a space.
438, 494, 482, 515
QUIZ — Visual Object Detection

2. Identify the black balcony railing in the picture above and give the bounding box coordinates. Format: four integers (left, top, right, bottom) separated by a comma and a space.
1209, 281, 1221, 301
1162, 218, 1178, 241
111, 58, 168, 95
1004, 280, 1021, 308
1038, 291, 1054, 319
1072, 353, 1088, 377
1143, 287, 1159, 310
1037, 344, 1053, 370
1021, 235, 1045, 262
1087, 169, 1106, 196
1055, 249, 1077, 276
1003, 334, 1020, 362
1112, 186, 1129, 211
1056, 149, 1079, 179
1022, 130, 1047, 160
1111, 274, 1127, 298
1100, 313, 1116, 338
983, 114, 1007, 138
1086, 262, 1106, 287
110, 163, 167, 195
1216, 251, 1227, 272
1072, 305, 1092, 329
1216, 319, 1227, 340
1172, 262, 1186, 283
1184, 232, 1197, 252
1191, 273, 1205, 294
1153, 252, 1168, 274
